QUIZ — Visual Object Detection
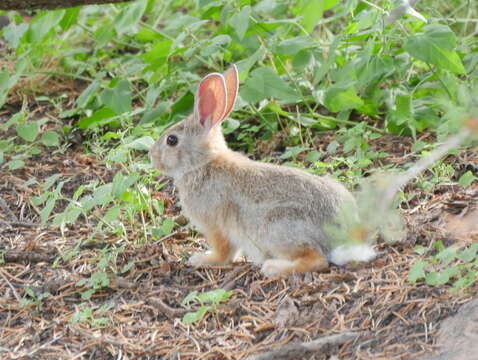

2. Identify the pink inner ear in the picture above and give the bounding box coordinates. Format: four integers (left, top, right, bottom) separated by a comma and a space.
198, 88, 216, 126
196, 73, 227, 129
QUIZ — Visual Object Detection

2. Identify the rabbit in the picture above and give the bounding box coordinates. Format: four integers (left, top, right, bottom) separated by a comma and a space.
150, 65, 376, 277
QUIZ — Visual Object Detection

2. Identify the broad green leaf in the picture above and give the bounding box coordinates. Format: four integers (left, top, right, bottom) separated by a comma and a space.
408, 260, 427, 283
3, 23, 28, 49
158, 218, 175, 237
114, 0, 148, 35
76, 80, 101, 108
458, 171, 476, 187
458, 244, 478, 262
389, 95, 412, 126
230, 6, 251, 40
77, 107, 116, 129
40, 131, 60, 147
236, 47, 266, 81
426, 270, 453, 286
197, 289, 232, 304
324, 86, 364, 112
112, 172, 140, 198
275, 36, 315, 55
125, 136, 154, 151
40, 197, 56, 224
60, 7, 81, 30
103, 205, 121, 222
241, 67, 299, 103
27, 10, 66, 43
182, 306, 211, 324
181, 291, 198, 306
295, 0, 338, 32
7, 160, 24, 170
404, 24, 465, 74
142, 40, 172, 70
16, 122, 39, 142
100, 80, 132, 115
0, 71, 19, 108
436, 246, 457, 265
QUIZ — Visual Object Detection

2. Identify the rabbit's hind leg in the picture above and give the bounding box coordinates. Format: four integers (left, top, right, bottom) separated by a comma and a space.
261, 247, 328, 278
188, 229, 236, 266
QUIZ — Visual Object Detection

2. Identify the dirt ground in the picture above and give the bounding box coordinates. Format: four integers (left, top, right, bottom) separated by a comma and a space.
1, 101, 478, 359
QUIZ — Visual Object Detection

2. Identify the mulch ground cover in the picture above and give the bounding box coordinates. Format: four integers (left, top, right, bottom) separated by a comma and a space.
1, 101, 478, 359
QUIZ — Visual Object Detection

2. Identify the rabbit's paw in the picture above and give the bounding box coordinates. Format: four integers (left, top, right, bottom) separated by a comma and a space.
261, 259, 293, 278
188, 251, 214, 267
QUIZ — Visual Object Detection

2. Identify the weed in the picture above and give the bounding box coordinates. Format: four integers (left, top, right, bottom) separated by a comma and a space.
181, 289, 233, 324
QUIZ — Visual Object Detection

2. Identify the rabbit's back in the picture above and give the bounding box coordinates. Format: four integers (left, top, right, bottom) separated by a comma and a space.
177, 151, 355, 261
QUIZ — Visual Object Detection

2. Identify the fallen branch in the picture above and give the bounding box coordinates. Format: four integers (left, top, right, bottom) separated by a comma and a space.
146, 297, 187, 319
246, 332, 363, 360
0, 0, 134, 10
2, 250, 55, 263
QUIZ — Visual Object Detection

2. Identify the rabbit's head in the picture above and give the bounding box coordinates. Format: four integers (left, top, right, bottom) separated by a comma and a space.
150, 65, 239, 179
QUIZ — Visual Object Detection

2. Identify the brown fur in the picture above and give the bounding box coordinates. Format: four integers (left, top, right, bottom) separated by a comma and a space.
150, 65, 376, 277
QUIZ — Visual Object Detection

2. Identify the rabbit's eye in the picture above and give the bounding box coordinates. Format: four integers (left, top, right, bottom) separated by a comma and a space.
166, 135, 178, 146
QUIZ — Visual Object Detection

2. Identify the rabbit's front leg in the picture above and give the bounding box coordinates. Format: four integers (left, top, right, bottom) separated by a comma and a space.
188, 230, 236, 266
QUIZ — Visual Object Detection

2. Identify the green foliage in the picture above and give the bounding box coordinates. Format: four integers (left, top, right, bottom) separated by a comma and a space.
181, 289, 233, 324
71, 303, 112, 327
408, 242, 478, 291
20, 287, 51, 312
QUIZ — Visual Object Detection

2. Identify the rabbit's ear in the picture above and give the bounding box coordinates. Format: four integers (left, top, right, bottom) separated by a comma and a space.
221, 64, 239, 120
194, 73, 227, 130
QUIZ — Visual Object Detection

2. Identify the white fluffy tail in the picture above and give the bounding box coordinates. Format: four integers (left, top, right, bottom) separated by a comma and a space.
329, 244, 376, 266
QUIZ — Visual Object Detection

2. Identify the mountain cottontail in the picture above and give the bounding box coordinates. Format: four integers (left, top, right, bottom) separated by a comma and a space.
150, 65, 376, 277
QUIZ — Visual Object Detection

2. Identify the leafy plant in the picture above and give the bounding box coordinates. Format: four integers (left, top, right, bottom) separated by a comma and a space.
181, 289, 233, 324
408, 242, 478, 291
20, 287, 51, 312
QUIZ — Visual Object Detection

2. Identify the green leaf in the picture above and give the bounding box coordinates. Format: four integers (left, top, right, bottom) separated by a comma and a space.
40, 197, 56, 224
40, 131, 60, 147
182, 305, 211, 324
77, 107, 116, 129
60, 7, 81, 31
76, 80, 101, 108
7, 159, 24, 170
230, 6, 251, 40
425, 271, 450, 286
159, 218, 175, 237
458, 171, 476, 187
142, 40, 172, 70
112, 172, 140, 198
125, 136, 154, 151
181, 291, 198, 306
16, 122, 39, 142
295, 0, 338, 32
241, 67, 299, 103
275, 36, 315, 55
324, 86, 364, 112
458, 243, 478, 262
114, 0, 148, 35
27, 10, 66, 43
404, 24, 465, 74
436, 246, 457, 265
197, 289, 232, 305
100, 80, 132, 115
408, 260, 427, 283
3, 23, 28, 49
0, 71, 19, 108
236, 47, 266, 81
81, 289, 95, 301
